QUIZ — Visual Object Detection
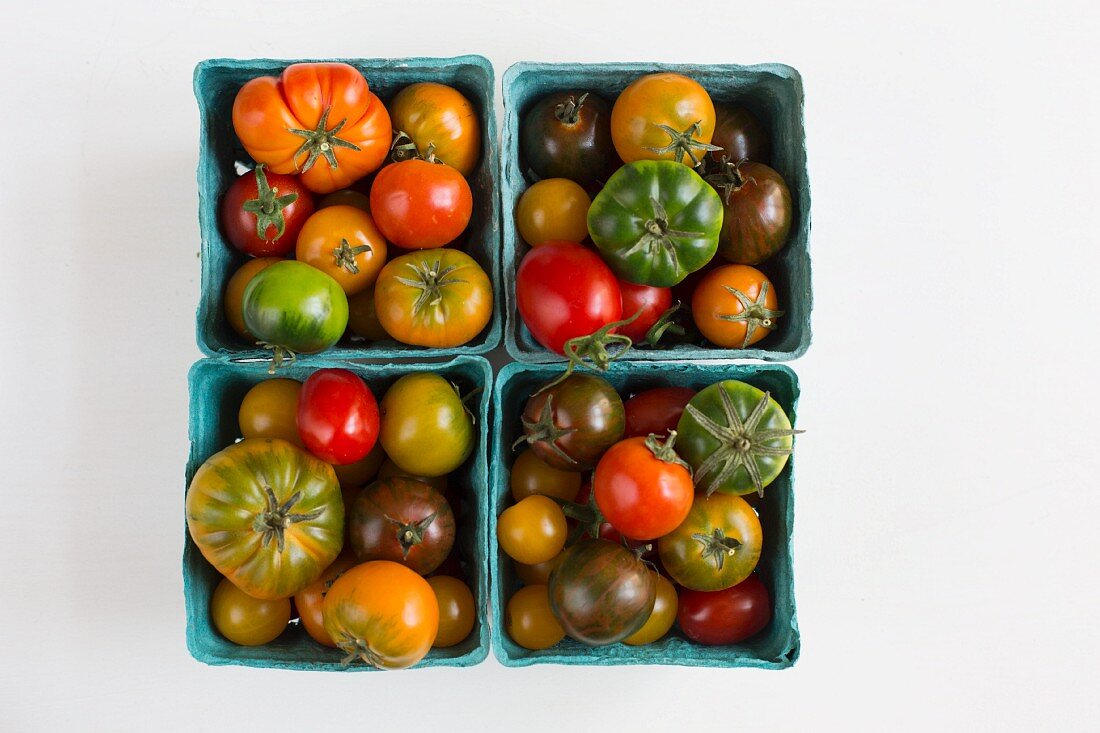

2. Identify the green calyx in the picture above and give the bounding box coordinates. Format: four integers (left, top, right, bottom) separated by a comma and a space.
390, 132, 445, 166
336, 632, 386, 668
554, 92, 588, 125
393, 258, 466, 314
685, 389, 803, 496
252, 487, 323, 553
513, 393, 578, 467
717, 281, 785, 348
644, 120, 723, 167
386, 511, 439, 559
641, 302, 686, 347
705, 156, 756, 205
691, 527, 742, 570
259, 342, 297, 374
332, 238, 372, 274
241, 164, 299, 241
288, 106, 362, 173
622, 197, 696, 267
559, 491, 606, 546
644, 430, 691, 471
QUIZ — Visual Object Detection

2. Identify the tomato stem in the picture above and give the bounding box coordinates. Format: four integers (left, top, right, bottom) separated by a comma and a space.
690, 527, 742, 570
643, 431, 692, 471
641, 302, 686, 346
332, 238, 373, 274
337, 632, 386, 668
542, 308, 645, 393
706, 156, 760, 205
715, 281, 785, 348
513, 394, 579, 467
287, 107, 362, 173
252, 487, 324, 553
643, 120, 723, 167
385, 511, 439, 558
554, 92, 588, 125
241, 164, 300, 241
259, 343, 297, 374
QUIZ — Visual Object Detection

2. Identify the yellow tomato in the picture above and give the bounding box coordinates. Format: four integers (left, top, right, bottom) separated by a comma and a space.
515, 178, 591, 246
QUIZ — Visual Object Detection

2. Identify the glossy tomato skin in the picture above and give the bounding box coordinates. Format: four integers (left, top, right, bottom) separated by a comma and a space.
623, 386, 696, 438
514, 554, 562, 586
239, 378, 303, 447
711, 161, 792, 265
428, 575, 476, 648
691, 265, 781, 349
224, 257, 282, 339
515, 178, 591, 246
294, 205, 388, 296
296, 369, 379, 465
521, 91, 615, 185
211, 577, 291, 646
497, 495, 568, 566
348, 476, 455, 575
588, 161, 723, 287
677, 574, 772, 645
510, 448, 582, 502
710, 105, 771, 165
519, 372, 625, 472
242, 261, 349, 355
374, 249, 492, 348
616, 281, 672, 343
548, 539, 656, 646
319, 189, 372, 212
322, 560, 439, 669
294, 553, 357, 647
232, 63, 391, 194
186, 438, 344, 599
610, 73, 716, 166
389, 83, 481, 177
515, 242, 622, 355
221, 167, 315, 257
379, 373, 474, 477
658, 493, 762, 591
506, 585, 566, 650
592, 435, 694, 540
623, 572, 678, 646
370, 159, 472, 249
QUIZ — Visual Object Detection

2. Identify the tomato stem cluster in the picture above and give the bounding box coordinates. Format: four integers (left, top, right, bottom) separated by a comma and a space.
241, 164, 300, 240
287, 107, 362, 173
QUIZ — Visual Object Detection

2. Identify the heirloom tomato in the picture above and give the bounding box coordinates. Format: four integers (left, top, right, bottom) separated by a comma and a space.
346, 285, 390, 341
623, 386, 695, 438
294, 205, 388, 296
521, 91, 615, 185
224, 257, 281, 339
389, 82, 481, 177
323, 560, 439, 669
677, 574, 771, 645
294, 553, 357, 647
623, 572, 677, 646
691, 264, 782, 348
616, 280, 673, 344
510, 448, 582, 502
658, 492, 762, 591
516, 372, 625, 472
707, 159, 791, 265
238, 377, 303, 447
428, 575, 476, 648
515, 178, 591, 245
210, 577, 291, 646
610, 73, 718, 166
593, 433, 693, 540
232, 62, 391, 193
374, 250, 492, 348
369, 158, 472, 249
710, 105, 771, 164
221, 165, 315, 257
348, 476, 455, 575
506, 585, 565, 651
297, 368, 379, 465
379, 373, 475, 477
497, 495, 568, 566
319, 189, 371, 212
186, 438, 343, 599
588, 161, 723, 287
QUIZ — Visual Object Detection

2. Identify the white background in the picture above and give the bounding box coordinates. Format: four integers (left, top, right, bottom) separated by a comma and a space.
1, 0, 1097, 730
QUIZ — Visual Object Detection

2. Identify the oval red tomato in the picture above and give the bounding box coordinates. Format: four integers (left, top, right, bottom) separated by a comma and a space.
616, 281, 672, 344
623, 386, 696, 438
221, 165, 315, 257
369, 159, 472, 249
677, 574, 772, 645
296, 369, 379, 465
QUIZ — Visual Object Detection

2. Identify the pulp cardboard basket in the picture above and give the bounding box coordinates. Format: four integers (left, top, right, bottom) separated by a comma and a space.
490, 360, 800, 668
194, 56, 502, 363
501, 61, 811, 363
184, 355, 492, 670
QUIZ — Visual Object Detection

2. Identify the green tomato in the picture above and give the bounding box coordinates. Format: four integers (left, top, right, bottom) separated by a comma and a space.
587, 160, 722, 287
380, 373, 475, 478
675, 380, 799, 496
242, 261, 349, 361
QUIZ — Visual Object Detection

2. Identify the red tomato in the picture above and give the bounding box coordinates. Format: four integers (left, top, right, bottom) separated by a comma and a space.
616, 281, 672, 344
296, 369, 379, 465
592, 435, 694, 540
515, 241, 622, 355
677, 574, 772, 645
369, 159, 472, 249
623, 387, 696, 438
220, 166, 315, 257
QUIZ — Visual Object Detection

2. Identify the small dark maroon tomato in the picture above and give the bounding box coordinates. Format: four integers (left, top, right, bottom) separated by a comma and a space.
709, 105, 771, 165
521, 91, 615, 186
348, 476, 456, 575
516, 372, 625, 472
707, 159, 792, 266
677, 574, 772, 645
623, 386, 696, 439
220, 165, 315, 257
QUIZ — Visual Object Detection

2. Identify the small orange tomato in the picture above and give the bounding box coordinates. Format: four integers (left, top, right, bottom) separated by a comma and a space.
389, 82, 481, 177
323, 560, 439, 669
238, 378, 303, 446
515, 554, 562, 586
505, 585, 565, 650
210, 577, 291, 646
294, 554, 357, 647
497, 495, 567, 565
691, 264, 783, 348
610, 72, 717, 167
428, 575, 476, 648
295, 206, 388, 296
224, 257, 282, 338
515, 178, 591, 246
331, 440, 386, 490
510, 448, 582, 502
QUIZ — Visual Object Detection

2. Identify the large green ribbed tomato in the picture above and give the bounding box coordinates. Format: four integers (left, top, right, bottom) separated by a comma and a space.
675, 380, 800, 497
587, 160, 722, 287
186, 438, 344, 599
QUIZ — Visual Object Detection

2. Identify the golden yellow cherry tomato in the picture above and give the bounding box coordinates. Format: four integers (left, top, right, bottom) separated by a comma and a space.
331, 440, 385, 490
295, 205, 388, 296
224, 257, 282, 338
515, 178, 591, 246
515, 554, 561, 586
623, 572, 678, 646
346, 285, 390, 341
428, 575, 476, 648
497, 495, 567, 565
510, 448, 582, 502
389, 82, 481, 177
210, 576, 291, 646
238, 378, 303, 447
505, 584, 565, 650
319, 189, 371, 212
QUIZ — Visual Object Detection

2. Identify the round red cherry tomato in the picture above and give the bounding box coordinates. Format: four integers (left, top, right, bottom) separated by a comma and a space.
515, 241, 622, 355
616, 281, 672, 344
592, 434, 693, 540
220, 165, 315, 257
296, 369, 379, 465
369, 159, 472, 249
623, 387, 696, 438
677, 574, 772, 645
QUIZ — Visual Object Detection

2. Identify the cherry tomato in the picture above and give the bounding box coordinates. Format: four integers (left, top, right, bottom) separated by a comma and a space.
295, 205, 388, 296
677, 574, 772, 645
497, 495, 567, 565
709, 104, 771, 165
220, 165, 315, 257
616, 281, 673, 344
610, 73, 717, 167
238, 378, 303, 447
370, 158, 472, 249
210, 576, 291, 646
623, 386, 696, 438
658, 493, 762, 591
331, 440, 385, 490
379, 372, 474, 478
520, 91, 615, 185
224, 257, 282, 338
428, 575, 476, 648
294, 554, 357, 647
514, 554, 561, 586
515, 178, 591, 246
691, 264, 782, 348
517, 372, 625, 472
505, 585, 565, 650
708, 159, 792, 265
348, 476, 455, 575
296, 369, 379, 465
623, 572, 677, 646
346, 285, 390, 341
510, 448, 582, 502
319, 189, 372, 212
593, 434, 693, 540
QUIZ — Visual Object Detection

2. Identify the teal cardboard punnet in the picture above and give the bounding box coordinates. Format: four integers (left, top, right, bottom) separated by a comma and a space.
490, 360, 800, 668
194, 56, 502, 364
184, 356, 492, 670
501, 61, 811, 363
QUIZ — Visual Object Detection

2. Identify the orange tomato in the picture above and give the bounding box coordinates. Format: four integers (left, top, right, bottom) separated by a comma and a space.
322, 560, 439, 669
389, 83, 481, 177
505, 585, 565, 650
515, 179, 591, 246
294, 554, 357, 647
428, 575, 476, 648
691, 264, 782, 348
238, 378, 303, 447
295, 206, 388, 296
610, 73, 717, 166
224, 257, 282, 338
515, 554, 562, 586
232, 62, 391, 194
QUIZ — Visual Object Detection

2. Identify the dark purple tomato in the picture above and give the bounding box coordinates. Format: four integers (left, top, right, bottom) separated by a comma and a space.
521, 91, 615, 186
347, 476, 455, 575
517, 373, 625, 472
707, 160, 792, 265
709, 105, 771, 165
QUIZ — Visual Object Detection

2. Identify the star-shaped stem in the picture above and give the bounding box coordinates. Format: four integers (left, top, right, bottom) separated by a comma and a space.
554, 92, 588, 124
691, 527, 742, 570
644, 430, 692, 471
393, 258, 467, 314
716, 281, 785, 348
336, 632, 386, 668
705, 156, 759, 205
513, 394, 578, 467
332, 238, 372, 274
287, 107, 362, 173
259, 342, 297, 374
644, 120, 723, 166
251, 486, 324, 553
385, 511, 439, 559
241, 164, 300, 241
620, 197, 698, 265
686, 388, 803, 496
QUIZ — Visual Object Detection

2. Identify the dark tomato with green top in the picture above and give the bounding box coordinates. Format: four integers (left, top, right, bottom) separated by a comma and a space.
242, 260, 349, 364
708, 159, 792, 265
521, 91, 615, 186
658, 492, 762, 592
348, 476, 456, 576
517, 372, 625, 472
709, 105, 771, 165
